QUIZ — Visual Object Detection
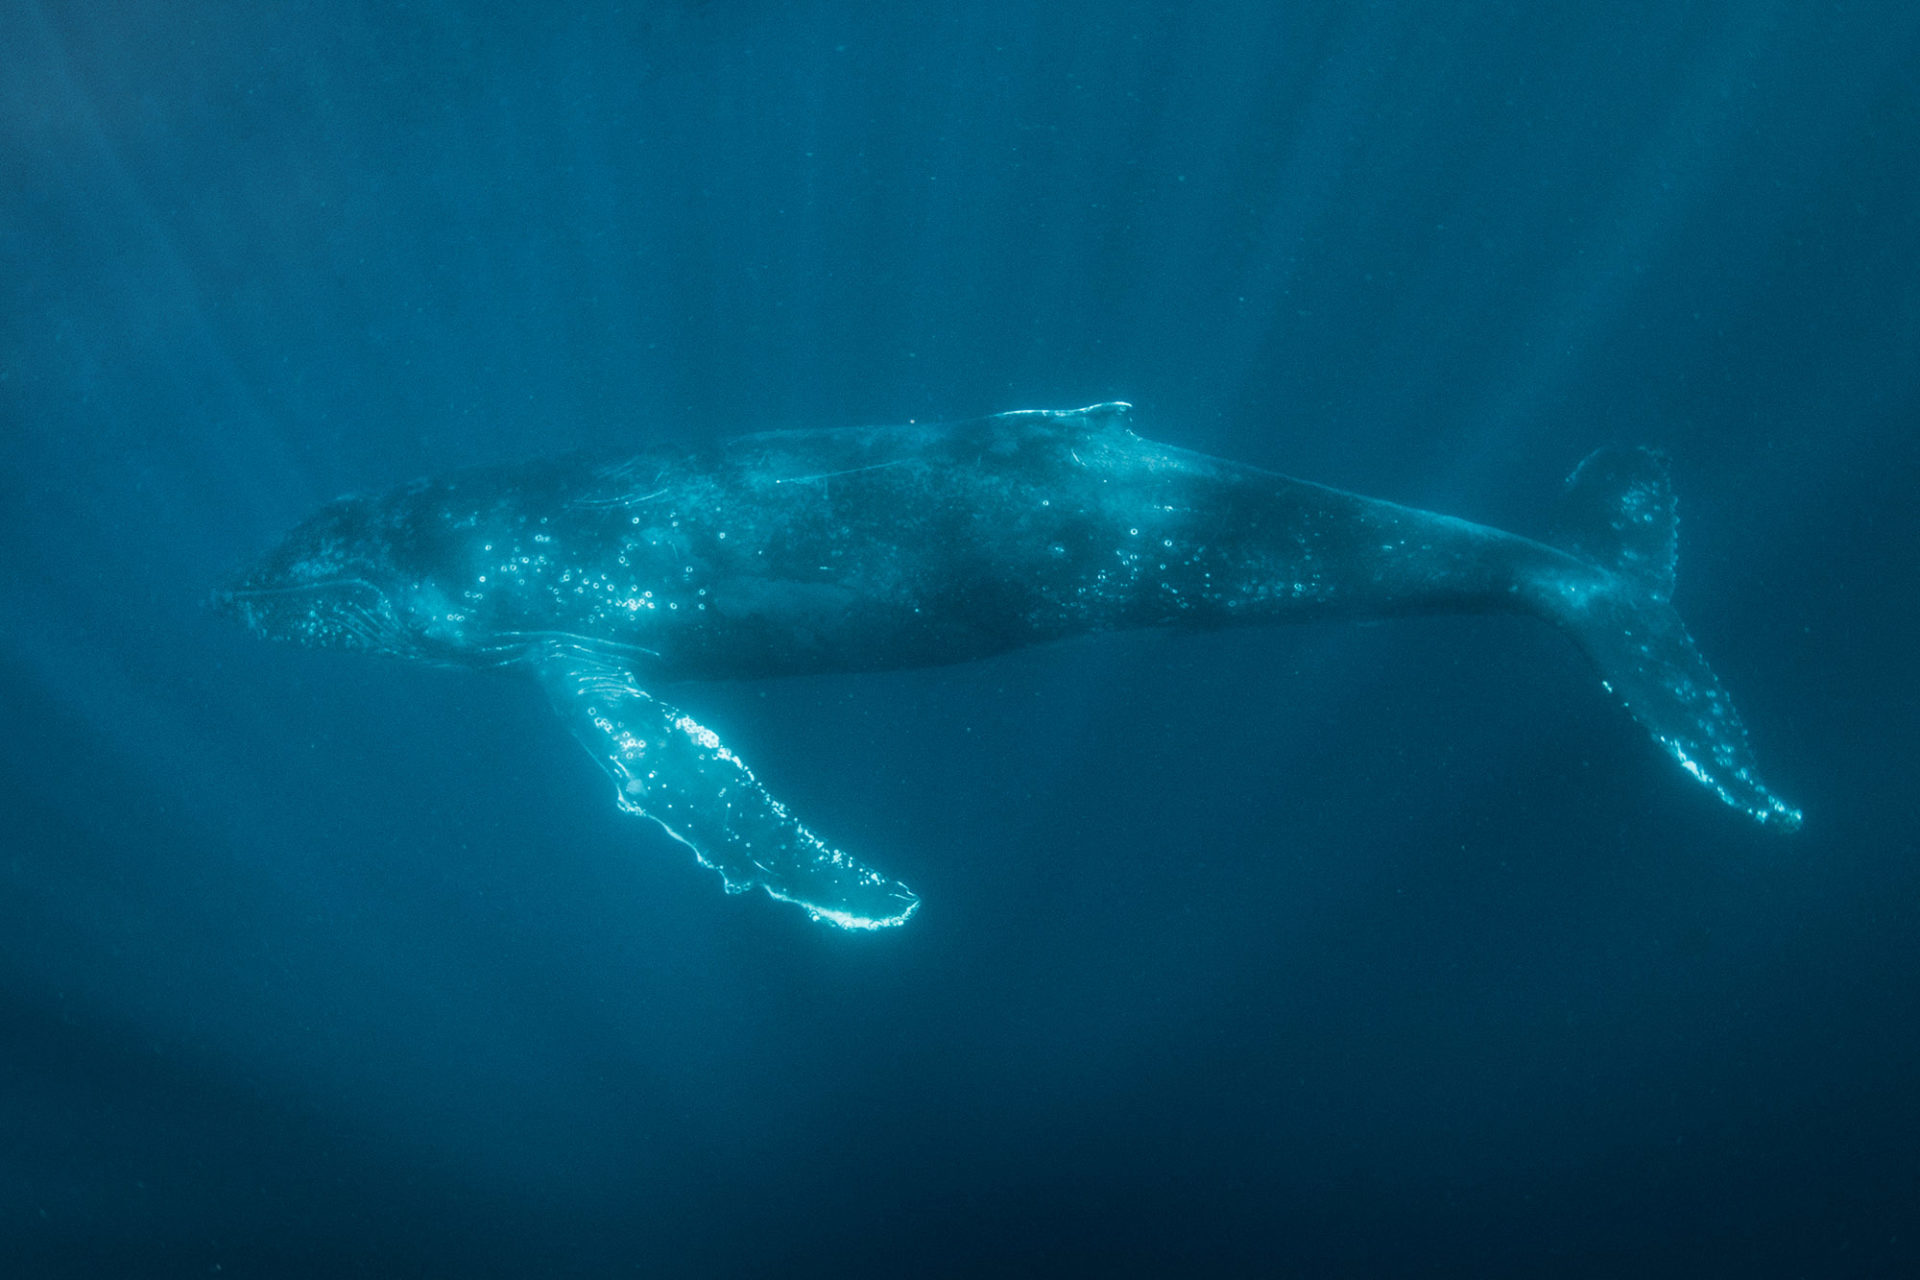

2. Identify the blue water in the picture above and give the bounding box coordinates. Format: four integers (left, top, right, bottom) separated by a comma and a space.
4, 2, 1917, 1275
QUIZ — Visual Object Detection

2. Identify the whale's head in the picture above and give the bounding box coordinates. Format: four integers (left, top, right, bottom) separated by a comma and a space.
215, 493, 423, 658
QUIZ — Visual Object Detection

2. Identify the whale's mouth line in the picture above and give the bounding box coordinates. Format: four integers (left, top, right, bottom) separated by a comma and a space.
475, 631, 664, 661
222, 575, 385, 602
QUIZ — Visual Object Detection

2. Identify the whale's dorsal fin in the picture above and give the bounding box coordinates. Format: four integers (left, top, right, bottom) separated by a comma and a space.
974, 402, 1138, 469
539, 651, 919, 929
989, 401, 1135, 437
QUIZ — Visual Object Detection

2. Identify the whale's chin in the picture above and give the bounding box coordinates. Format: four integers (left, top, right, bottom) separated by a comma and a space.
215, 576, 407, 655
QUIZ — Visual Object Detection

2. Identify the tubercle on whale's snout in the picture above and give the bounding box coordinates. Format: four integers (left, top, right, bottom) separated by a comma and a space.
210, 592, 280, 649
208, 580, 250, 620
206, 580, 273, 640
207, 568, 260, 629
207, 559, 282, 627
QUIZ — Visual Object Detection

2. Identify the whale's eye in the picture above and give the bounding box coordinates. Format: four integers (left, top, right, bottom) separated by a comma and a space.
404, 582, 466, 645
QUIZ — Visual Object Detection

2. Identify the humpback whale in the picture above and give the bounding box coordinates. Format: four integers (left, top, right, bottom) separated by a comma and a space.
217, 403, 1800, 930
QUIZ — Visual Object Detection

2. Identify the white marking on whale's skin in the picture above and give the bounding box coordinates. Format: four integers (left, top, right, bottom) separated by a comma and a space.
773, 459, 913, 486
219, 403, 1802, 929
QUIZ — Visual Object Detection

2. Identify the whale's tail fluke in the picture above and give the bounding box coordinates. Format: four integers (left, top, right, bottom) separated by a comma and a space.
1537, 447, 1802, 830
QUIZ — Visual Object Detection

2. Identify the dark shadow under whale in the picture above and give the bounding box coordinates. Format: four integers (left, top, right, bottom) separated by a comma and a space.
217, 402, 1800, 929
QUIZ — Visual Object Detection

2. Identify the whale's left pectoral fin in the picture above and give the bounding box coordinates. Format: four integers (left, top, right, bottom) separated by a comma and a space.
538, 655, 919, 930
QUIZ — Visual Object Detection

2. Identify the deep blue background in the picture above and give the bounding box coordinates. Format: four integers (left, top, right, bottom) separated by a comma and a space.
4, 2, 1917, 1275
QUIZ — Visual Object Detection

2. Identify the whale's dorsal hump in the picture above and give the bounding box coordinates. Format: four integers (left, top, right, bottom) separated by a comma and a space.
979, 402, 1138, 460
990, 401, 1135, 437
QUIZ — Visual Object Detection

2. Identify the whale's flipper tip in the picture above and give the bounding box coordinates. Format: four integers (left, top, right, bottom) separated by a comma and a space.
1543, 448, 1801, 831
791, 887, 922, 932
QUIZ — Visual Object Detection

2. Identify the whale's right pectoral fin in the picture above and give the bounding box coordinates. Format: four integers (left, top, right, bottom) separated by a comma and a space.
537, 654, 919, 930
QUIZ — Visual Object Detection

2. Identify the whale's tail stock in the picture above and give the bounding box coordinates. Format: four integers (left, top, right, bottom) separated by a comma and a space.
1530, 446, 1802, 830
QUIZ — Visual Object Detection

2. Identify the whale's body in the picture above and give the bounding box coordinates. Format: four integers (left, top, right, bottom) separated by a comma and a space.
221, 403, 1800, 929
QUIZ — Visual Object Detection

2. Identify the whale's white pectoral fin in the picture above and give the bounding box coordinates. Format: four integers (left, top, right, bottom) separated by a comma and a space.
537, 654, 919, 929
